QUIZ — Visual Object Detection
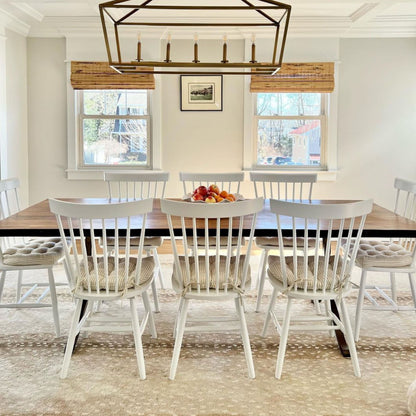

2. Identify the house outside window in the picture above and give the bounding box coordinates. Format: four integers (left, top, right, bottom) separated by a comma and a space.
254, 92, 328, 169
78, 89, 151, 168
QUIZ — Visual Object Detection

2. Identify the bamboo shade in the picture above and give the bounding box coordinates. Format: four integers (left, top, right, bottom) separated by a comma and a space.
70, 61, 155, 90
250, 62, 334, 93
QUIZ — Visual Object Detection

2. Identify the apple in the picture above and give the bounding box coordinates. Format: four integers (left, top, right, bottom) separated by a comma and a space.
209, 184, 220, 194
207, 191, 218, 198
195, 185, 208, 197
192, 193, 204, 201
205, 196, 216, 203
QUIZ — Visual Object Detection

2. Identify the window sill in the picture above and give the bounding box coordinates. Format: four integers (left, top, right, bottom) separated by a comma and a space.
245, 169, 338, 182
66, 169, 161, 181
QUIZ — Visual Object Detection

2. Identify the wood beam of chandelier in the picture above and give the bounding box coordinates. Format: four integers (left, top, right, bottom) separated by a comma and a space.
99, 1, 291, 76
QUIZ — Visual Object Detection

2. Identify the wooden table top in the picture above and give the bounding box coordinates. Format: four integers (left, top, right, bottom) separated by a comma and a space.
0, 198, 415, 238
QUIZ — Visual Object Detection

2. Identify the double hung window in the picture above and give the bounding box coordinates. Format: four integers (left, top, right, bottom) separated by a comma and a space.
254, 92, 327, 169
78, 89, 151, 168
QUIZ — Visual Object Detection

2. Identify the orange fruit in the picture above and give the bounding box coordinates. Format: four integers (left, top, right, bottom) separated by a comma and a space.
216, 196, 224, 202
220, 190, 228, 198
225, 195, 235, 202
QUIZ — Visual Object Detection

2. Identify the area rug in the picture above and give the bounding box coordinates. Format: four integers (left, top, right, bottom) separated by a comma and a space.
0, 260, 415, 416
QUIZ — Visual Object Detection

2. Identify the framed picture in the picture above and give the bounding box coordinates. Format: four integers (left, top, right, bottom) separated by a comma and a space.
180, 75, 223, 111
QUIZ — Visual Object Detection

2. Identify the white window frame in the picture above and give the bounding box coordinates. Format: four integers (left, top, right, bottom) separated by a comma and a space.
253, 92, 328, 170
66, 64, 162, 180
77, 90, 152, 169
243, 66, 339, 182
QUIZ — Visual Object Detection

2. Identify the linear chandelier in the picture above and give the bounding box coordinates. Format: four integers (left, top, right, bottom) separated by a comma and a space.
99, 0, 291, 76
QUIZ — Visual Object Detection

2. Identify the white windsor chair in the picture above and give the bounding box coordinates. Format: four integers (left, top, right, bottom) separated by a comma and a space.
49, 198, 157, 379
104, 171, 169, 312
161, 197, 264, 380
354, 178, 416, 342
250, 172, 317, 312
179, 171, 244, 196
0, 178, 66, 336
262, 198, 372, 379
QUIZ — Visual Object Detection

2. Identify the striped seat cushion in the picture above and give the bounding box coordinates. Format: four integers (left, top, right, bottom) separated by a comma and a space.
2, 237, 64, 266
267, 255, 351, 291
172, 255, 251, 291
78, 256, 154, 291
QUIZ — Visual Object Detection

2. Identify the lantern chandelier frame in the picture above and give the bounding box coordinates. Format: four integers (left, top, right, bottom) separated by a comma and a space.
99, 0, 291, 76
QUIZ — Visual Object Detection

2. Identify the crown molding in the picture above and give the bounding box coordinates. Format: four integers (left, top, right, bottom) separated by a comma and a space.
10, 2, 43, 22
24, 15, 416, 39
0, 7, 30, 36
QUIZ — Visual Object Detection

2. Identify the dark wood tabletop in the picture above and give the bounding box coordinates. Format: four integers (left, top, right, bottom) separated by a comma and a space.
0, 198, 415, 238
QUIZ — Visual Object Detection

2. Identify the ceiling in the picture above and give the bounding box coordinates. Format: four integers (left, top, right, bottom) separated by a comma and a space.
0, 0, 415, 38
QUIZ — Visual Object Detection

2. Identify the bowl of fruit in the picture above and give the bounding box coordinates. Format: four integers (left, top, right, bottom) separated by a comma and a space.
184, 184, 243, 203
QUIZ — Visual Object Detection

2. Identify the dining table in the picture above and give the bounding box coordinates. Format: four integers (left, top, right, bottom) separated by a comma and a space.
1, 197, 415, 357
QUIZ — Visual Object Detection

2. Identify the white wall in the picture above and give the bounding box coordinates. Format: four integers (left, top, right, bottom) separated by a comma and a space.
25, 36, 416, 209
317, 38, 416, 209
3, 29, 28, 207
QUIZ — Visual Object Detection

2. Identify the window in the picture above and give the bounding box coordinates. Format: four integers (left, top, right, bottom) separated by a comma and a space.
254, 92, 328, 169
78, 90, 151, 168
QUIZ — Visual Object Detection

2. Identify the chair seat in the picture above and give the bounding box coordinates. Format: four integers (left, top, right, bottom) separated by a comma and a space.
77, 256, 154, 291
255, 236, 315, 248
172, 255, 251, 292
103, 236, 163, 248
2, 237, 64, 266
267, 255, 350, 291
355, 239, 413, 268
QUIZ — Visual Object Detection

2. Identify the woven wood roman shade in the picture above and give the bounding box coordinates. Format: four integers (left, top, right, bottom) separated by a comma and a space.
70, 61, 155, 90
250, 62, 334, 93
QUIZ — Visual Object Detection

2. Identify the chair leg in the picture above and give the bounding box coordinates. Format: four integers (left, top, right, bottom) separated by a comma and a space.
169, 297, 189, 380
255, 249, 269, 313
60, 298, 83, 379
152, 248, 165, 289
324, 300, 335, 337
275, 297, 293, 379
48, 268, 60, 337
409, 273, 416, 311
354, 269, 367, 342
173, 297, 184, 338
130, 296, 146, 380
390, 272, 397, 304
255, 249, 265, 290
142, 289, 157, 339
0, 271, 6, 302
235, 296, 255, 379
151, 279, 160, 313
339, 298, 361, 377
16, 270, 23, 302
261, 286, 279, 337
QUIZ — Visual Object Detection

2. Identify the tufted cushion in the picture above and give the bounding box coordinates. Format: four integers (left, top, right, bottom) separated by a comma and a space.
78, 256, 154, 291
172, 255, 251, 291
2, 237, 64, 266
104, 236, 162, 248
268, 255, 350, 291
355, 239, 413, 268
255, 236, 315, 248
